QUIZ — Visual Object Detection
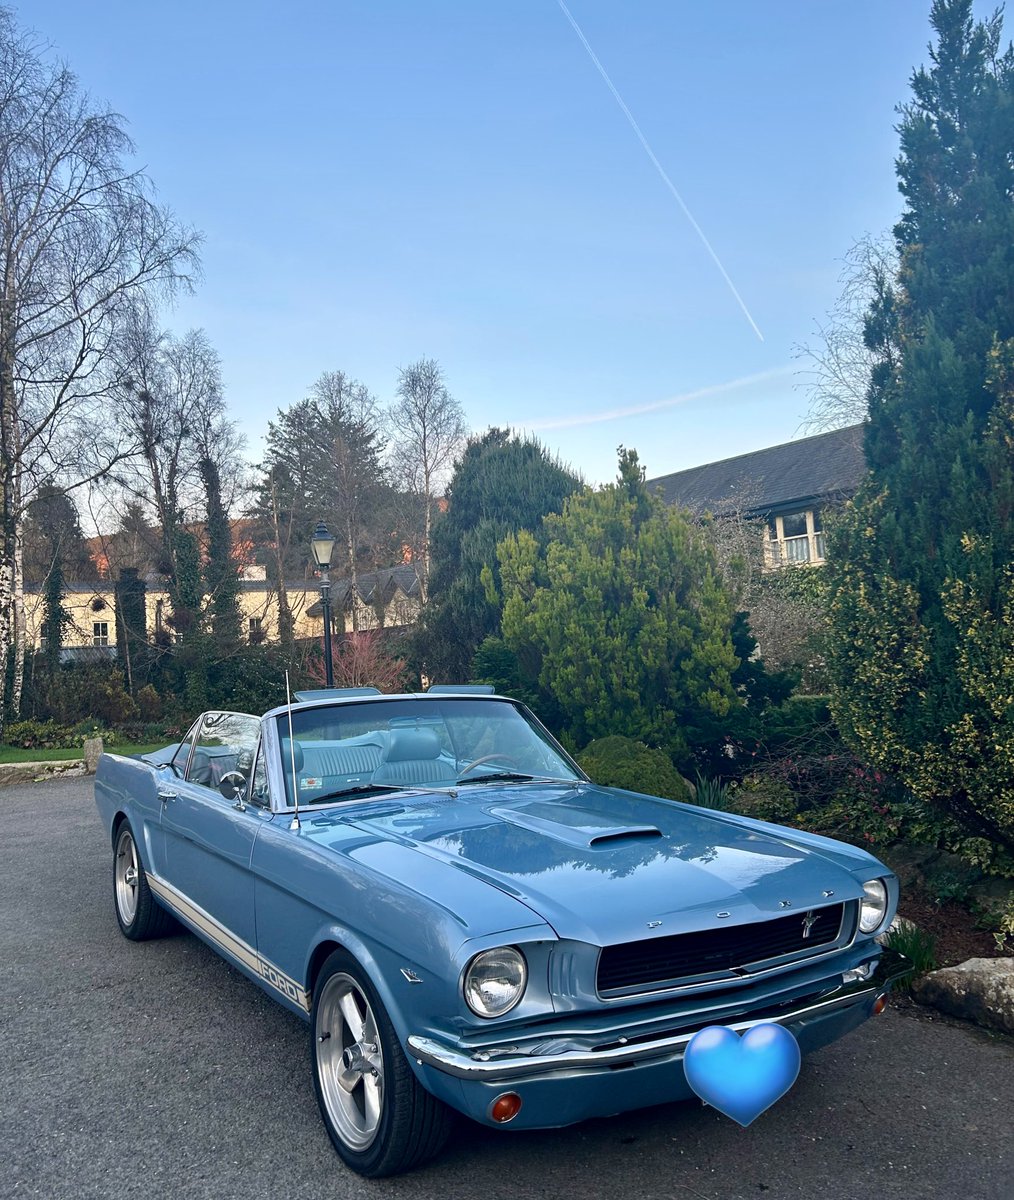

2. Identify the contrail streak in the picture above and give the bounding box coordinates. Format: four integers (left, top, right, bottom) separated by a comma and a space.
556, 0, 764, 342
523, 366, 793, 431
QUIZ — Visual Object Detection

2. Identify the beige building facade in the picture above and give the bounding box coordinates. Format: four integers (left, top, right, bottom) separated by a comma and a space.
24, 565, 422, 656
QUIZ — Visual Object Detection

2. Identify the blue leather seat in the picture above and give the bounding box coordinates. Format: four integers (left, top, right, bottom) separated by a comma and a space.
372, 727, 450, 785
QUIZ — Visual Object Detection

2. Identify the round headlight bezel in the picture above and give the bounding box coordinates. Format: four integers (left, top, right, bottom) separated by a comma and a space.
859, 878, 889, 934
463, 946, 528, 1018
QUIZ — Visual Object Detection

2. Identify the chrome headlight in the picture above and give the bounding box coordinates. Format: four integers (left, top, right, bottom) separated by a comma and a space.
463, 947, 527, 1017
859, 879, 888, 933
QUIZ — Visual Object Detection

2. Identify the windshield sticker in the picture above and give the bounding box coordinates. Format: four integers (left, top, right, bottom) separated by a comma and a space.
300, 777, 322, 789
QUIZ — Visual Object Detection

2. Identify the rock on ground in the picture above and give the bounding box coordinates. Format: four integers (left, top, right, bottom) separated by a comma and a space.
912, 957, 1014, 1035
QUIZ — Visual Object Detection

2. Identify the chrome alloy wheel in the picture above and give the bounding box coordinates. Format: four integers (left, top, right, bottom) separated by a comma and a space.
115, 827, 140, 925
315, 972, 386, 1151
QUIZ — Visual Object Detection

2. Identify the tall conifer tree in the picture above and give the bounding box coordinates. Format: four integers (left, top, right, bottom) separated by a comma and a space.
828, 0, 1014, 853
200, 455, 242, 652
417, 429, 581, 681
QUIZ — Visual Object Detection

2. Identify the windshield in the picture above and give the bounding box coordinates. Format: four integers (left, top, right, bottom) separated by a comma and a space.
275, 697, 581, 807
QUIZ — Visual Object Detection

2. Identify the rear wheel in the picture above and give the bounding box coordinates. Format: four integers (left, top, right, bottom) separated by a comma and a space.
113, 822, 177, 940
311, 949, 452, 1177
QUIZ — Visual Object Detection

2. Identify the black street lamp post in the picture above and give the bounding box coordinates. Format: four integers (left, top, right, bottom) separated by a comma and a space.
311, 521, 336, 687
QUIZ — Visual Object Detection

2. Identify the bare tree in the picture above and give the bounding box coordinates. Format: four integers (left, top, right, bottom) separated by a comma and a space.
111, 319, 242, 637
0, 10, 198, 731
251, 405, 320, 646
250, 374, 389, 635
389, 359, 466, 601
796, 235, 897, 433
310, 371, 387, 631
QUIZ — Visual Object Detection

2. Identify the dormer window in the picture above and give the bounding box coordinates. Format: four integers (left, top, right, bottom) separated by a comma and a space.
764, 509, 826, 568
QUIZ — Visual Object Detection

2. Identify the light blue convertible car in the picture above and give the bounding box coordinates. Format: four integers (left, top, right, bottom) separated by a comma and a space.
95, 688, 908, 1177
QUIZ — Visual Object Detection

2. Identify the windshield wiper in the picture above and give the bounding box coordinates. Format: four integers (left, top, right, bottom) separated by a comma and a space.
455, 771, 583, 787
308, 783, 407, 804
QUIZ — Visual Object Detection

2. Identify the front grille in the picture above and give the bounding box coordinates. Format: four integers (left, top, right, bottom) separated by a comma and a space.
597, 903, 846, 994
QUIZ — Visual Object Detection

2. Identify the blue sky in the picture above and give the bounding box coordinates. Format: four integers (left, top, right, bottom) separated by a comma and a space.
24, 2, 965, 484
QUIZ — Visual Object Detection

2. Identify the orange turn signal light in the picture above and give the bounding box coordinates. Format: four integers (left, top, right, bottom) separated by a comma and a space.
873, 994, 887, 1015
490, 1092, 523, 1123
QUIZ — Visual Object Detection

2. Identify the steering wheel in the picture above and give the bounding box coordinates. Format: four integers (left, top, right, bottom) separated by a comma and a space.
457, 754, 521, 777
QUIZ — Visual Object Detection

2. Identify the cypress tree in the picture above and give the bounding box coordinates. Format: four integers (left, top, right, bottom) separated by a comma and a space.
418, 429, 581, 680
41, 555, 68, 675
114, 567, 148, 693
200, 455, 242, 652
827, 0, 1014, 854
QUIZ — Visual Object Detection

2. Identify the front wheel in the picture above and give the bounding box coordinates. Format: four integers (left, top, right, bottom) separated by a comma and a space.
311, 949, 452, 1177
113, 822, 177, 940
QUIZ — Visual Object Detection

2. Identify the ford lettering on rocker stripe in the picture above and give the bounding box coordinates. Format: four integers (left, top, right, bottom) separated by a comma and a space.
95, 688, 909, 1177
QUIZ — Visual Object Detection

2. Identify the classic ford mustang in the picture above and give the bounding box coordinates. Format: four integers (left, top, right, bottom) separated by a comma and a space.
95, 688, 908, 1177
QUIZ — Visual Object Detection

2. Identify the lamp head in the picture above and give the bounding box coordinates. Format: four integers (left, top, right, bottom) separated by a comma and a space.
311, 520, 335, 571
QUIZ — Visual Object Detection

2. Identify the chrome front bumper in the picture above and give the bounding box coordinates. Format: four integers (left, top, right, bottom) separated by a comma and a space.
407, 947, 910, 1082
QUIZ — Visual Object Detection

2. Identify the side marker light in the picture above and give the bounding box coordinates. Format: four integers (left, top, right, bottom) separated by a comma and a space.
490, 1092, 523, 1123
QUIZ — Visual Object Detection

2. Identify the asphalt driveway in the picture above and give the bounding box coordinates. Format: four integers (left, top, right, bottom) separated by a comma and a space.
2, 777, 1012, 1200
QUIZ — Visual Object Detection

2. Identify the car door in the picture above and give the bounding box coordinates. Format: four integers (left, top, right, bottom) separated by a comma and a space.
142, 717, 201, 880
161, 711, 266, 952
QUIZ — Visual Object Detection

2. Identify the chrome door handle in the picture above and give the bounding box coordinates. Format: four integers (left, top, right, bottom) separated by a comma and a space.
157, 788, 177, 804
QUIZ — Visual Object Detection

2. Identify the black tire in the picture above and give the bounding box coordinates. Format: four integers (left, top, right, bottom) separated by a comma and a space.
112, 821, 178, 940
311, 949, 453, 1177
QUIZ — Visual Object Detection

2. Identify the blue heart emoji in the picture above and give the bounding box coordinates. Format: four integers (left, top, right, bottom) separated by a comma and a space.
683, 1023, 801, 1126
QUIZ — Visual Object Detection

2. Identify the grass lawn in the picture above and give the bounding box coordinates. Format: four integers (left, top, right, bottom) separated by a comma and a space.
0, 742, 167, 763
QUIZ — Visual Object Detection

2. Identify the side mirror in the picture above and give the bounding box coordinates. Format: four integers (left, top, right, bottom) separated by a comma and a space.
219, 771, 247, 802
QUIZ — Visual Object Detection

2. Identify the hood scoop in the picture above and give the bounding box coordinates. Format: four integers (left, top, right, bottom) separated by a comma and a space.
488, 803, 663, 850
589, 826, 662, 846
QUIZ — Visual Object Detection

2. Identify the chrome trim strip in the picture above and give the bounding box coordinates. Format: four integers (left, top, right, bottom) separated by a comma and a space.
407, 948, 910, 1082
147, 872, 311, 1012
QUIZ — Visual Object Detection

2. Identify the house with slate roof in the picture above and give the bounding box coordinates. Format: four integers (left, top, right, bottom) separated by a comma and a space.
646, 424, 867, 568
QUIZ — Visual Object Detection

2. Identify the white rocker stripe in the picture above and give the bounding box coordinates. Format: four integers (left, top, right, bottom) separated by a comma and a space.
147, 871, 311, 1012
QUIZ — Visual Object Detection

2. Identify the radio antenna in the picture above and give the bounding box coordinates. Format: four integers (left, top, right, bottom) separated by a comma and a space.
285, 670, 301, 831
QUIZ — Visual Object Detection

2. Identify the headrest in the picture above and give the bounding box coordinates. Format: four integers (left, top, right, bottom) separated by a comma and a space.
280, 739, 304, 772
384, 727, 441, 762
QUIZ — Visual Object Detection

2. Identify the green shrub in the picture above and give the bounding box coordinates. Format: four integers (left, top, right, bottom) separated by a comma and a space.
759, 695, 834, 750
472, 636, 546, 713
202, 645, 293, 714
3, 719, 71, 749
136, 685, 162, 722
577, 736, 691, 803
95, 675, 138, 724
797, 793, 907, 848
728, 774, 798, 823
973, 896, 1014, 950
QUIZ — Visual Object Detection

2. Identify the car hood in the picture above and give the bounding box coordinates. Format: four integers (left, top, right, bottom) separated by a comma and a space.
337, 782, 873, 946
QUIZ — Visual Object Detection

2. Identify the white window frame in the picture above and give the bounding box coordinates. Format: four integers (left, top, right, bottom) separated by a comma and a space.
764, 509, 825, 569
